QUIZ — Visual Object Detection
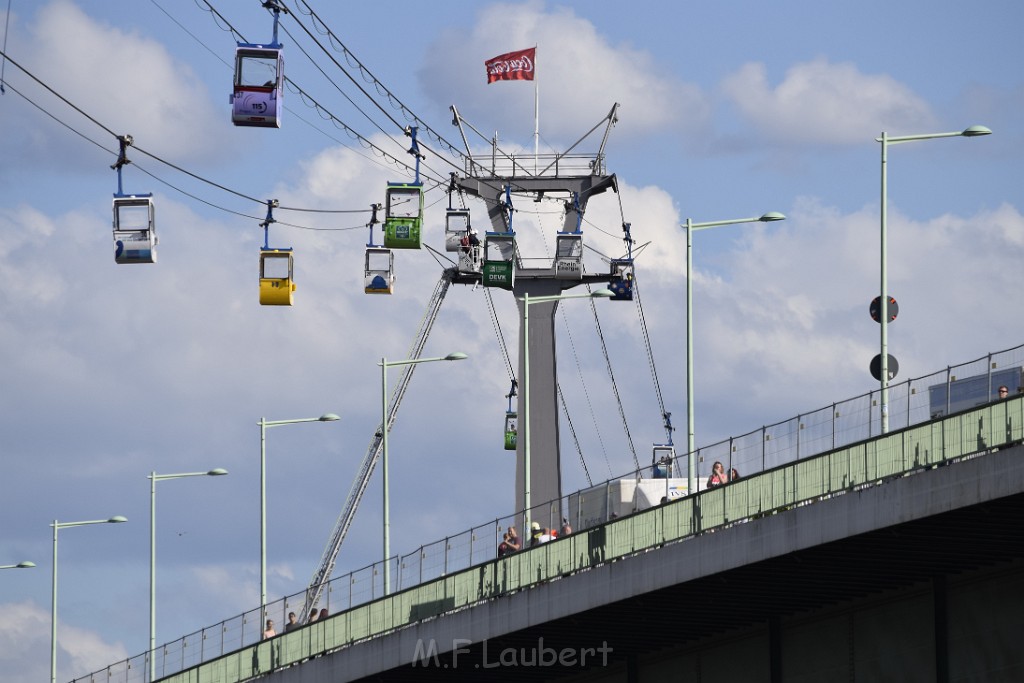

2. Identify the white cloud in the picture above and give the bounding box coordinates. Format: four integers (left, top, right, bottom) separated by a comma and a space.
721, 58, 937, 145
10, 0, 233, 167
0, 600, 127, 683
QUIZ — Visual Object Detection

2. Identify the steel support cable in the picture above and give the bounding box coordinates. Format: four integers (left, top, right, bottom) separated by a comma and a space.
301, 269, 455, 618
558, 303, 615, 478
611, 191, 670, 445
3, 75, 353, 230
200, 0, 449, 190
185, 1, 432, 186
632, 274, 669, 425
292, 0, 468, 165
195, 1, 448, 192
585, 288, 641, 471
557, 382, 593, 487
0, 47, 373, 223
483, 287, 516, 382
277, 20, 462, 192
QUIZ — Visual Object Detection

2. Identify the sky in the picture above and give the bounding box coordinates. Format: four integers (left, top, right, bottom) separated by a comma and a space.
0, 0, 1021, 681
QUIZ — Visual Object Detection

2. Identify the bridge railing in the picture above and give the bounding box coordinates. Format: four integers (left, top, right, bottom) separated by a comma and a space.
71, 343, 1024, 683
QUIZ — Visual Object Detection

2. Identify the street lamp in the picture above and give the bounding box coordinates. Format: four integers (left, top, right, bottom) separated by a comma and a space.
50, 516, 127, 683
380, 352, 467, 595
518, 289, 613, 531
149, 469, 227, 681
259, 413, 339, 615
682, 212, 785, 494
0, 561, 35, 569
876, 125, 991, 433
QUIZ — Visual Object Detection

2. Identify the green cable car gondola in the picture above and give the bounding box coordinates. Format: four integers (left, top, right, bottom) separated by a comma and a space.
483, 232, 515, 290
503, 381, 518, 451
383, 182, 423, 249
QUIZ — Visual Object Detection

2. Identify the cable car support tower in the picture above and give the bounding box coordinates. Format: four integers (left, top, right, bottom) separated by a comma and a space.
301, 104, 621, 617
451, 102, 621, 526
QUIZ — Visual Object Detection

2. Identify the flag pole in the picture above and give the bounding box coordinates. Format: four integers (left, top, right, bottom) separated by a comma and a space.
533, 45, 539, 174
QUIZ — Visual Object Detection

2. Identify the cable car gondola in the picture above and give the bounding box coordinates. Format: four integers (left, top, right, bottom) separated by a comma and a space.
554, 232, 583, 279
231, 3, 285, 128
482, 232, 515, 290
652, 444, 675, 479
609, 259, 634, 300
110, 134, 157, 264
364, 248, 394, 295
113, 194, 157, 264
257, 200, 295, 306
382, 182, 423, 249
609, 222, 635, 300
363, 203, 394, 294
445, 208, 471, 252
259, 249, 294, 305
483, 186, 516, 289
503, 380, 518, 451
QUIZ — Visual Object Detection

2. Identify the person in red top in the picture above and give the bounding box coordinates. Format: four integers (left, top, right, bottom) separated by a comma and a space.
707, 461, 727, 488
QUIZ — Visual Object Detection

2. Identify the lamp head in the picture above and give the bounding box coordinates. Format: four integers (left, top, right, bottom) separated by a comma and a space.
107, 516, 128, 524
758, 212, 786, 222
444, 352, 469, 361
591, 289, 615, 298
318, 413, 341, 422
961, 125, 992, 137
16, 561, 35, 568
207, 468, 229, 476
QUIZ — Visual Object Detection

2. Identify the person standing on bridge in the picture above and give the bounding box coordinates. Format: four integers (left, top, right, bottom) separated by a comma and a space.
263, 619, 276, 639
708, 461, 727, 488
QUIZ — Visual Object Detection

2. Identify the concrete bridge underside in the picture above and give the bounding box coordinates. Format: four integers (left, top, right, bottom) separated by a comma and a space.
263, 445, 1024, 682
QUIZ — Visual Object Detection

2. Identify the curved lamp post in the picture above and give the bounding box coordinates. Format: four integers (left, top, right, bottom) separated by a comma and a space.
259, 413, 339, 615
0, 561, 35, 569
51, 516, 127, 683
876, 125, 991, 433
682, 212, 786, 494
518, 289, 613, 531
149, 469, 228, 681
380, 353, 467, 595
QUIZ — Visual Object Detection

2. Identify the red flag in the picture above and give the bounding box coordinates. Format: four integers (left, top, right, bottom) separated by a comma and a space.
485, 47, 536, 84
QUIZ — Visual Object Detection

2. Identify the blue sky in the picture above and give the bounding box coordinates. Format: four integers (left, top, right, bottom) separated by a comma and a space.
1, 1, 1021, 681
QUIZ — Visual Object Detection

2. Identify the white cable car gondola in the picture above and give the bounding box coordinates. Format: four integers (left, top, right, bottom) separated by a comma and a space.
231, 3, 285, 128
364, 247, 395, 295
445, 208, 471, 252
652, 445, 675, 479
363, 203, 394, 295
110, 134, 157, 264
113, 194, 157, 264
554, 232, 583, 279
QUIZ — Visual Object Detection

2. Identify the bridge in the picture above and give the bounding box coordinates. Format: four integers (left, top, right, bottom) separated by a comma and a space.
75, 387, 1024, 683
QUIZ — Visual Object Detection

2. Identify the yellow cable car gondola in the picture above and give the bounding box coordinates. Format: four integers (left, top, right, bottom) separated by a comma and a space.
259, 248, 295, 305
257, 200, 295, 306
